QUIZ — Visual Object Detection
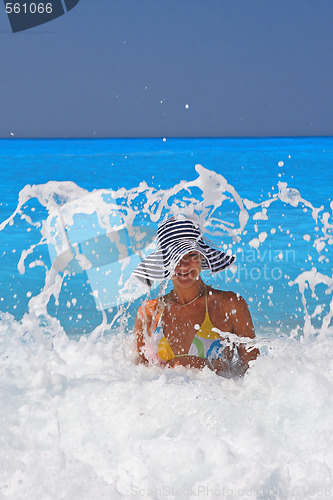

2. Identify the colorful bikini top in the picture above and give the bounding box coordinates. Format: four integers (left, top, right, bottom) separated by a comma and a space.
147, 288, 230, 363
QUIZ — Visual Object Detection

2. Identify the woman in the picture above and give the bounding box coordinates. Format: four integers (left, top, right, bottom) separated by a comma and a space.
133, 216, 259, 376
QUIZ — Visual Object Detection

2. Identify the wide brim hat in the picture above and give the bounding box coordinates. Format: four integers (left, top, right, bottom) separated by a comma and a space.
132, 215, 235, 286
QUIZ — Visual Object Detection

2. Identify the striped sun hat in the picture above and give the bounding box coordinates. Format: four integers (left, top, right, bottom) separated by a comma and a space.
132, 215, 235, 285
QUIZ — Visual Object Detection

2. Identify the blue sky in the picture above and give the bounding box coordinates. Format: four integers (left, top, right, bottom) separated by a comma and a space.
0, 0, 332, 138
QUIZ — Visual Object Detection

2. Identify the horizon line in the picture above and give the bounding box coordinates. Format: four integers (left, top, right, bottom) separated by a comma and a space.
1, 135, 332, 141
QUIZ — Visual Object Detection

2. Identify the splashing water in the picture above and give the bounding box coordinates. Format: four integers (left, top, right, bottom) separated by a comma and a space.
0, 143, 332, 499
1, 163, 331, 339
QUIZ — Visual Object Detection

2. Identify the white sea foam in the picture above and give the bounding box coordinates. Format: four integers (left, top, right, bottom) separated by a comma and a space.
0, 312, 332, 499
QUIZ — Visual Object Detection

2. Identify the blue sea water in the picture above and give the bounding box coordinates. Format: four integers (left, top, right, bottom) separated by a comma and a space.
0, 137, 333, 500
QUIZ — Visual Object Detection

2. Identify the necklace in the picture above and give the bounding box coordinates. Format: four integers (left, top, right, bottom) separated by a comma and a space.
172, 285, 205, 306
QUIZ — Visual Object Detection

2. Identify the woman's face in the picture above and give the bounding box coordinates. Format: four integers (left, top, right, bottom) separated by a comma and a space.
171, 251, 203, 287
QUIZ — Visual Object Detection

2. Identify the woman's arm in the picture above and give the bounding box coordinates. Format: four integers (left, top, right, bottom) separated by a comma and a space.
133, 305, 150, 365
165, 356, 209, 369
230, 293, 259, 375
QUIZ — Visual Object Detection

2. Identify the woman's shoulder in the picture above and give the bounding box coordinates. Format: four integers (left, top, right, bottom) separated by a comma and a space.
207, 287, 247, 309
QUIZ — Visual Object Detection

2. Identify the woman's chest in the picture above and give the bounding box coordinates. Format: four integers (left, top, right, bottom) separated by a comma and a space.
161, 304, 233, 356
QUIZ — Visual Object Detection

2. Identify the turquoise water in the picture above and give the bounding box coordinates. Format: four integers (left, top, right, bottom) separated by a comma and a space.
1, 137, 332, 202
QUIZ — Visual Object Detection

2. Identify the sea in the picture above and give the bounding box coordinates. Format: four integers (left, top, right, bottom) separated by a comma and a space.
0, 137, 332, 499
